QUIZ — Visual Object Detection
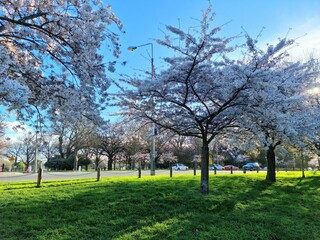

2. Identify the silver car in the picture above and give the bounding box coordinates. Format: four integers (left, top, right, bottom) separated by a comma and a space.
209, 164, 224, 170
172, 163, 189, 171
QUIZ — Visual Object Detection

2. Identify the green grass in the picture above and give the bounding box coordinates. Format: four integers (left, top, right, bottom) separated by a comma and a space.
0, 172, 319, 240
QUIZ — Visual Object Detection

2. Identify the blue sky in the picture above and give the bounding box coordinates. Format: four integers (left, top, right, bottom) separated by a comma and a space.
102, 0, 320, 118
4, 0, 320, 141
107, 0, 320, 75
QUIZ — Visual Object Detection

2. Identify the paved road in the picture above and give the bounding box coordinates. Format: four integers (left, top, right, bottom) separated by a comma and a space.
0, 169, 262, 182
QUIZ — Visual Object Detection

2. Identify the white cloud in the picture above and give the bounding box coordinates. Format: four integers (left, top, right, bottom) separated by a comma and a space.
258, 16, 320, 61
288, 26, 320, 60
282, 15, 320, 60
4, 121, 33, 143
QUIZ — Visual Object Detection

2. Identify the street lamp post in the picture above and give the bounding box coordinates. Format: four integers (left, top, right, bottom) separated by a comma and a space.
34, 108, 41, 173
128, 43, 156, 176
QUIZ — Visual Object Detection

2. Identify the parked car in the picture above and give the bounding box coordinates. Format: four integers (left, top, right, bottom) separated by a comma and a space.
209, 164, 224, 170
242, 162, 260, 170
224, 165, 239, 170
172, 163, 189, 171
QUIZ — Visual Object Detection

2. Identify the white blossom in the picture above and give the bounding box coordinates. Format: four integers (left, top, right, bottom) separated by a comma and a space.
0, 0, 122, 122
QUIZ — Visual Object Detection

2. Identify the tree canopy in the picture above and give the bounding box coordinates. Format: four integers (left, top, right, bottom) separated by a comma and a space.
0, 0, 122, 122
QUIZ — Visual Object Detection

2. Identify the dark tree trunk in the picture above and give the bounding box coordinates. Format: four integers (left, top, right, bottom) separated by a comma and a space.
95, 156, 100, 171
107, 156, 113, 170
132, 157, 135, 170
200, 141, 209, 194
66, 147, 72, 159
301, 153, 305, 178
58, 135, 65, 159
266, 145, 276, 182
73, 152, 78, 171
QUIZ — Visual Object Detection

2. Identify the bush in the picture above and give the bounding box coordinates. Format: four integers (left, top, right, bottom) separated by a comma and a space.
78, 155, 92, 171
16, 161, 26, 171
45, 155, 73, 170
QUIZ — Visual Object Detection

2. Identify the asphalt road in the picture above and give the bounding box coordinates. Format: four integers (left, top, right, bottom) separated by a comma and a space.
0, 169, 261, 182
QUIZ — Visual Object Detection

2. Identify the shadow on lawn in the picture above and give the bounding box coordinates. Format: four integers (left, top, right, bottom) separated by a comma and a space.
31, 177, 275, 239
2, 174, 319, 240
0, 178, 97, 191
294, 174, 320, 191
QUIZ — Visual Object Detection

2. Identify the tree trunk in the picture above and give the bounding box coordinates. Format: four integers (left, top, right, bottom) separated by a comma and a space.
73, 151, 78, 171
132, 157, 135, 170
107, 156, 113, 171
95, 156, 99, 171
14, 153, 18, 166
58, 135, 65, 159
200, 141, 209, 194
301, 153, 305, 178
26, 151, 31, 171
266, 145, 276, 182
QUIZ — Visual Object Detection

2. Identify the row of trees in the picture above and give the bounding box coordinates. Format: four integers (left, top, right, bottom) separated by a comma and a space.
4, 118, 202, 171
5, 116, 317, 173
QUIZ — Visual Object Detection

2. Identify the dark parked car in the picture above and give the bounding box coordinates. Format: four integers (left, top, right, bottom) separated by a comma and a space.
242, 162, 260, 170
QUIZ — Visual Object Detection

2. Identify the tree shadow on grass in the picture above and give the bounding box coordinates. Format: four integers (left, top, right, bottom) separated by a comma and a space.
1, 174, 319, 240
0, 178, 97, 190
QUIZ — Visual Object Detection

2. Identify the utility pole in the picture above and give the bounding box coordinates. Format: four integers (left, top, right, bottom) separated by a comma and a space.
128, 43, 156, 176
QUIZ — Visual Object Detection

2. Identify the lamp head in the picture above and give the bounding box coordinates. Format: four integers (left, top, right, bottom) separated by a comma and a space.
128, 46, 137, 51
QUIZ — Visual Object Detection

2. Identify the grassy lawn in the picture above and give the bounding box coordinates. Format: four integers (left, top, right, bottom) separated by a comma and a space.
0, 171, 319, 240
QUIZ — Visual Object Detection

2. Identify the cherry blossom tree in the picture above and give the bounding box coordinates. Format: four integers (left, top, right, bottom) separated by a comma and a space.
118, 5, 319, 193
237, 34, 319, 182
0, 0, 122, 122
118, 7, 245, 194
306, 58, 320, 169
